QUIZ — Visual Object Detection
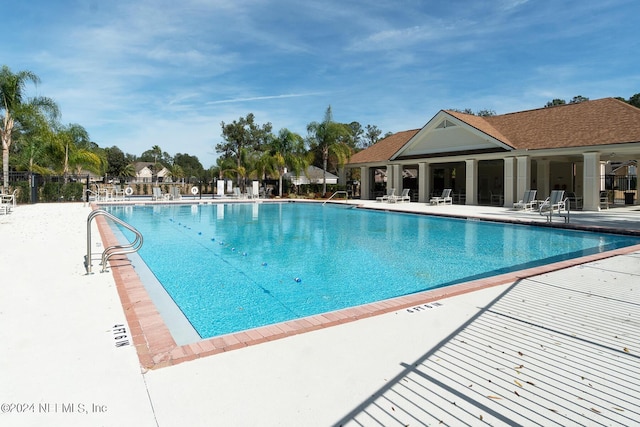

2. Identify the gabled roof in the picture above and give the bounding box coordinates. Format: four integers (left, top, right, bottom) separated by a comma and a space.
348, 98, 640, 165
284, 165, 339, 184
477, 97, 640, 149
134, 162, 168, 173
348, 129, 419, 164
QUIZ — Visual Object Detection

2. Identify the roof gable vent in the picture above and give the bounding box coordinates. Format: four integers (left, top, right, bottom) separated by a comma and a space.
436, 119, 456, 129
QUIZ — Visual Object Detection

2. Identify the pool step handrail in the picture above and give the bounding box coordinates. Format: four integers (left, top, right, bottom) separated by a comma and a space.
323, 191, 349, 205
539, 197, 571, 223
86, 209, 144, 274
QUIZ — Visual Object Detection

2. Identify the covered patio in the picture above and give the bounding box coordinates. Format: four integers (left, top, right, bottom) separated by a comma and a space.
348, 98, 640, 211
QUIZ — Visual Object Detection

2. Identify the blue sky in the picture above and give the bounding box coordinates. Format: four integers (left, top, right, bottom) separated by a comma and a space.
3, 0, 639, 168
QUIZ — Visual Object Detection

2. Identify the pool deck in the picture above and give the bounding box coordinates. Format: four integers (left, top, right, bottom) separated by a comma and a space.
1, 200, 639, 426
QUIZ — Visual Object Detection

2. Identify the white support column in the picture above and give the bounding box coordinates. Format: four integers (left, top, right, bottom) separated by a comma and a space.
360, 166, 370, 200
516, 156, 531, 201
418, 162, 430, 203
583, 152, 601, 211
384, 164, 393, 195
503, 157, 516, 207
633, 160, 639, 205
392, 164, 402, 194
537, 159, 550, 199
465, 159, 478, 205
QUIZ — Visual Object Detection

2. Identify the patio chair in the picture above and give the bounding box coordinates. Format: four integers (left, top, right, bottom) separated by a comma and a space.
113, 185, 126, 201
229, 187, 242, 198
565, 192, 582, 210
376, 188, 395, 202
1, 189, 17, 214
513, 190, 537, 211
389, 188, 411, 203
152, 187, 169, 201
170, 186, 182, 200
599, 191, 609, 209
430, 189, 452, 205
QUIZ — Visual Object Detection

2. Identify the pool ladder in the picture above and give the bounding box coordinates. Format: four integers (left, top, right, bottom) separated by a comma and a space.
539, 197, 571, 223
323, 191, 350, 205
85, 209, 143, 274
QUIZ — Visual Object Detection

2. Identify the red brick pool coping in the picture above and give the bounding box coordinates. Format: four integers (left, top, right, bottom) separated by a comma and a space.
94, 205, 640, 370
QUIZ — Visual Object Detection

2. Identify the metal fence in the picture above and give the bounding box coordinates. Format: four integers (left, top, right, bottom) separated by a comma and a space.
2, 171, 90, 204
603, 174, 637, 204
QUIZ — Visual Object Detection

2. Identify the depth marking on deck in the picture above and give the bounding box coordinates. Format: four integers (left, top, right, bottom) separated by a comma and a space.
110, 324, 130, 347
406, 301, 444, 313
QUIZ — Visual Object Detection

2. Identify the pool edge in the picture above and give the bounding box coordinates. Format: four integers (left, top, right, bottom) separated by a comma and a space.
93, 204, 640, 370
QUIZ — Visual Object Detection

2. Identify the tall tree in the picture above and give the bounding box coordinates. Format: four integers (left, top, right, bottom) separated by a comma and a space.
216, 113, 273, 188
346, 121, 364, 150
545, 99, 566, 108
306, 106, 352, 195
569, 95, 589, 104
174, 153, 204, 182
105, 146, 128, 178
627, 93, 640, 108
364, 124, 382, 148
0, 65, 59, 191
477, 109, 497, 117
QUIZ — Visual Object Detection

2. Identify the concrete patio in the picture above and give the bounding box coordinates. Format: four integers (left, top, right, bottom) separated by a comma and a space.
0, 201, 638, 426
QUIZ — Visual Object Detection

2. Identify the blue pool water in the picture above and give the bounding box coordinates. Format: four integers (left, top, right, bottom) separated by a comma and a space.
105, 202, 640, 339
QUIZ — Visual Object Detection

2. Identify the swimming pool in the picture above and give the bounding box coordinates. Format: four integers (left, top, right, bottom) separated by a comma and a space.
105, 202, 640, 340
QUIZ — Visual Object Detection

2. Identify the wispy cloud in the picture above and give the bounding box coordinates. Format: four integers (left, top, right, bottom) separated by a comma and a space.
206, 93, 325, 105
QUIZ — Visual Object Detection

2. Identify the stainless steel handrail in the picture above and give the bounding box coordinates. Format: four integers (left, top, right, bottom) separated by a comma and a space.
323, 191, 349, 205
539, 197, 571, 223
86, 209, 143, 274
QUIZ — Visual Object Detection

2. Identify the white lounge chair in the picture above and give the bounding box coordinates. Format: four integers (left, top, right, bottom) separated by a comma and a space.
389, 188, 411, 203
513, 190, 537, 211
170, 186, 182, 200
152, 187, 169, 201
228, 187, 243, 198
430, 189, 452, 205
1, 189, 17, 214
112, 185, 126, 201
376, 188, 395, 202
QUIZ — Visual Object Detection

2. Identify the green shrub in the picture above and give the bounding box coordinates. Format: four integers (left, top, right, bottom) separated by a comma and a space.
41, 182, 83, 202
62, 182, 84, 201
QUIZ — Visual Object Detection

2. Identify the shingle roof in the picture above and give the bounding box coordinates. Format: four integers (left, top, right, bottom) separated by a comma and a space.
479, 98, 640, 149
349, 129, 420, 164
348, 98, 640, 165
445, 110, 515, 148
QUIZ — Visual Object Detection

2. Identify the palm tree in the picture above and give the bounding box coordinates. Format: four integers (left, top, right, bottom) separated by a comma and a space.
11, 108, 55, 175
51, 123, 103, 182
151, 145, 162, 184
306, 106, 352, 195
1, 65, 59, 191
270, 128, 310, 196
122, 163, 137, 183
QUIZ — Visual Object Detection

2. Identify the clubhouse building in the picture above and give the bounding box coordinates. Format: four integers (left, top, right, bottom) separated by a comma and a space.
347, 98, 640, 211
